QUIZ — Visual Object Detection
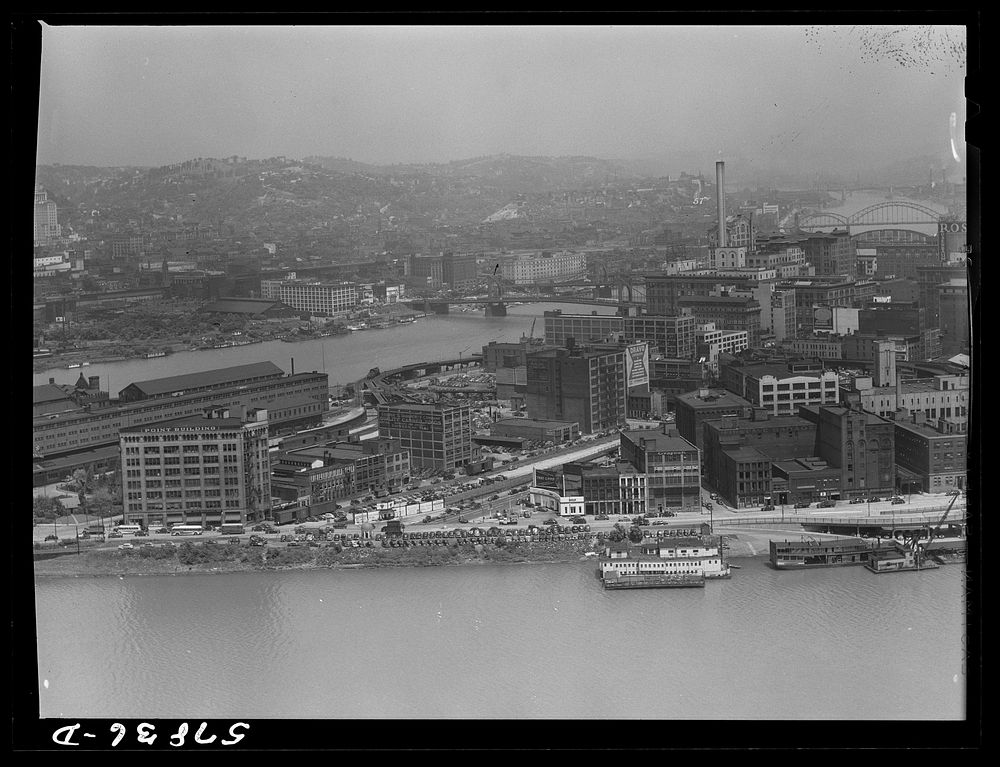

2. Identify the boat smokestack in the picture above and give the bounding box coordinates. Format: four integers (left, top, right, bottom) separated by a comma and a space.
716, 161, 727, 247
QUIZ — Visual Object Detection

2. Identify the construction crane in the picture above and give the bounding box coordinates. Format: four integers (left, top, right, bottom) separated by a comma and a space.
924, 491, 963, 543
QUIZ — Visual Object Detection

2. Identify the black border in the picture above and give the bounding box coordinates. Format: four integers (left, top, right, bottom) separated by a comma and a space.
13, 9, 983, 752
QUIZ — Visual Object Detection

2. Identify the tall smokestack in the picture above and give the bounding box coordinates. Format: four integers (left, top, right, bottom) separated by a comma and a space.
716, 161, 727, 247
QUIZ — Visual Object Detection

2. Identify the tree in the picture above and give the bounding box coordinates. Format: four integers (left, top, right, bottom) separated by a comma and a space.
90, 487, 116, 520
71, 468, 92, 510
607, 523, 628, 543
33, 495, 65, 522
627, 525, 644, 544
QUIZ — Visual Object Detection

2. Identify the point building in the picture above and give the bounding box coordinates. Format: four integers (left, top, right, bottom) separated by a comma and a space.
120, 406, 271, 529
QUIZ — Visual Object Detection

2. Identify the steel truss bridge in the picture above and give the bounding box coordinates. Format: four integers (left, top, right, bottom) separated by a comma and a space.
797, 200, 952, 240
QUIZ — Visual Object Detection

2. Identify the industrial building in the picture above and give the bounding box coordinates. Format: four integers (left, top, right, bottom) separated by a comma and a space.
376, 402, 473, 470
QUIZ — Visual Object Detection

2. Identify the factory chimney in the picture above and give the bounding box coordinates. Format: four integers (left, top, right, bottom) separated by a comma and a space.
716, 161, 727, 247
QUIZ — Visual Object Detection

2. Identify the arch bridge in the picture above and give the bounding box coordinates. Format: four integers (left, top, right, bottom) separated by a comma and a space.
798, 200, 948, 239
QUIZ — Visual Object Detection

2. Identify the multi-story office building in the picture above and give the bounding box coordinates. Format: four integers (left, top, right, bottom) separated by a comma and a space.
719, 359, 840, 416
559, 462, 644, 517
542, 311, 624, 348
525, 345, 627, 434
770, 288, 798, 343
858, 303, 926, 338
619, 427, 701, 513
799, 404, 896, 499
645, 273, 758, 316
501, 251, 587, 285
702, 409, 819, 502
748, 235, 807, 271
775, 277, 878, 332
675, 388, 753, 453
625, 314, 696, 359
786, 335, 845, 360
893, 414, 967, 492
410, 254, 445, 288
844, 373, 969, 425
800, 230, 855, 277
715, 447, 773, 508
33, 365, 329, 461
377, 402, 473, 470
120, 406, 271, 528
271, 282, 360, 316
34, 187, 61, 245
676, 295, 762, 348
441, 252, 479, 287
482, 339, 554, 372
695, 325, 749, 373
938, 278, 969, 355
858, 235, 941, 280
916, 264, 966, 328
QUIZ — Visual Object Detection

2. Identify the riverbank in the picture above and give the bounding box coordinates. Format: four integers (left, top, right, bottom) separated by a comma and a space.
32, 538, 605, 579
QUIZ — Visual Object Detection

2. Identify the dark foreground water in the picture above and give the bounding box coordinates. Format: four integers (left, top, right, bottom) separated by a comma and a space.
34, 559, 966, 720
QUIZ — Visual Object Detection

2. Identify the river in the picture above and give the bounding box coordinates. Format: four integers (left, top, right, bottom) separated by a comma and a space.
33, 559, 966, 720
33, 302, 618, 391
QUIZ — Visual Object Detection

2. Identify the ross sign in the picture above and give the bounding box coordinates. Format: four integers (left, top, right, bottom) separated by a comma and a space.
937, 222, 967, 234
626, 343, 650, 389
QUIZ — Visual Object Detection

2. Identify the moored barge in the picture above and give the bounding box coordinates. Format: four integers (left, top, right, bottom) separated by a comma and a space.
769, 537, 900, 570
603, 572, 705, 589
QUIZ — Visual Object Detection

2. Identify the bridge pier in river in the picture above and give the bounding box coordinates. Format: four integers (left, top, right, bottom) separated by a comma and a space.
484, 302, 507, 317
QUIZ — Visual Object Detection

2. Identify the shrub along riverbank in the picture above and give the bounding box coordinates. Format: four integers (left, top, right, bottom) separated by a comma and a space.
33, 538, 600, 578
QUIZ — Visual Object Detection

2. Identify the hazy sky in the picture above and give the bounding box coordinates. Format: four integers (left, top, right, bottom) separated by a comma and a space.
35, 23, 968, 178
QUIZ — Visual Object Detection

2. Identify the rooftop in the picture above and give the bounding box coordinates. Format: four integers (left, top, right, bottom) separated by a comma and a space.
620, 430, 697, 453
494, 417, 578, 430
122, 361, 285, 397
722, 446, 771, 462
676, 389, 752, 409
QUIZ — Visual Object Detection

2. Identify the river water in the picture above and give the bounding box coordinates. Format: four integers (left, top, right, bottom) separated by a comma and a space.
33, 302, 618, 391
34, 559, 966, 720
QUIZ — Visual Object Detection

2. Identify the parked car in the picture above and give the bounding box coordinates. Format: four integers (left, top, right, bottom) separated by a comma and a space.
44, 534, 58, 542
488, 495, 500, 501
850, 497, 866, 504
118, 543, 134, 551
818, 500, 836, 508
868, 496, 882, 503
891, 497, 906, 505
596, 514, 610, 521
794, 501, 812, 509
761, 504, 776, 511
109, 531, 123, 539
457, 516, 468, 524
134, 529, 149, 537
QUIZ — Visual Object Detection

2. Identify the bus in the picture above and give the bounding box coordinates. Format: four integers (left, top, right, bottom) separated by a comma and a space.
115, 524, 143, 535
170, 524, 204, 536
219, 523, 245, 535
